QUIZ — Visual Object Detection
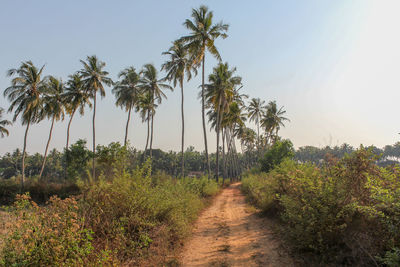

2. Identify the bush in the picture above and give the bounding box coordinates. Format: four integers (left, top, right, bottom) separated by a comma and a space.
79, 163, 219, 264
243, 148, 400, 265
260, 139, 294, 172
0, 194, 101, 266
0, 162, 220, 265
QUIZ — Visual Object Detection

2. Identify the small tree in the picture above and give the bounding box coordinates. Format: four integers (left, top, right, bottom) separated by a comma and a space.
260, 139, 294, 172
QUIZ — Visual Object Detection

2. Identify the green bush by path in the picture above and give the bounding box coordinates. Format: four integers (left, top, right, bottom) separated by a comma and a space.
259, 139, 294, 173
242, 148, 400, 265
0, 194, 100, 266
0, 163, 219, 266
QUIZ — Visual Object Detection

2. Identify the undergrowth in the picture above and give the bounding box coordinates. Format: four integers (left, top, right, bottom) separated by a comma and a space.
242, 148, 400, 266
0, 161, 219, 266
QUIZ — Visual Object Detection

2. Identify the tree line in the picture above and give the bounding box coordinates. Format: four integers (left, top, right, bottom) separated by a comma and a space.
0, 5, 289, 185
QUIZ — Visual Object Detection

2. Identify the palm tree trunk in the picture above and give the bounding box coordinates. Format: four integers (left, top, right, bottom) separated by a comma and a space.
39, 117, 55, 178
21, 120, 31, 188
222, 128, 226, 184
124, 104, 132, 147
92, 92, 96, 180
232, 137, 240, 180
201, 54, 211, 178
145, 111, 150, 155
180, 80, 185, 178
257, 119, 260, 149
66, 109, 76, 152
215, 106, 221, 182
65, 109, 76, 179
150, 112, 154, 159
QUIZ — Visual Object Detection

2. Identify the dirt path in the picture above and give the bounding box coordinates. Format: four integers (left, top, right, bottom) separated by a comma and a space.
180, 183, 294, 267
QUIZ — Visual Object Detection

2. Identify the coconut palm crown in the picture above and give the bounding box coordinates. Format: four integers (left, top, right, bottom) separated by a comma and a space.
3, 60, 46, 186
112, 66, 141, 146
78, 55, 113, 179
179, 5, 229, 176
162, 40, 197, 177
0, 107, 12, 138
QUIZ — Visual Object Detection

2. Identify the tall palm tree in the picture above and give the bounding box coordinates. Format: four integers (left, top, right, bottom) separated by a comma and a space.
261, 101, 289, 145
225, 101, 247, 180
247, 98, 266, 148
205, 62, 241, 181
179, 5, 229, 176
63, 73, 92, 152
79, 55, 113, 179
112, 67, 141, 147
39, 76, 65, 178
162, 41, 196, 177
4, 61, 46, 187
0, 107, 12, 138
139, 64, 172, 159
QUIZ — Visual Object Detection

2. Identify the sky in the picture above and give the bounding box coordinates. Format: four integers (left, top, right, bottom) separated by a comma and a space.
1, 0, 400, 155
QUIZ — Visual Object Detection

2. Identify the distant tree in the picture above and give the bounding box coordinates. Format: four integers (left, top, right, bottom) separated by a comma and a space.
0, 107, 12, 138
139, 64, 172, 159
79, 55, 113, 179
0, 149, 21, 178
4, 61, 46, 186
112, 67, 141, 147
39, 76, 65, 178
261, 101, 289, 145
247, 98, 265, 148
179, 5, 229, 176
96, 142, 128, 178
162, 40, 196, 177
66, 139, 91, 181
260, 139, 294, 172
138, 92, 157, 155
205, 62, 241, 180
63, 73, 92, 151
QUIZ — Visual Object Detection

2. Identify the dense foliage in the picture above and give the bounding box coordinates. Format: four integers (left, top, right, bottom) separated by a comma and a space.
295, 142, 400, 167
0, 162, 219, 266
260, 139, 294, 172
242, 148, 400, 265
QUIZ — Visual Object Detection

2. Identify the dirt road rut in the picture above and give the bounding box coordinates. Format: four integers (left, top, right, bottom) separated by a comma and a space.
180, 183, 294, 267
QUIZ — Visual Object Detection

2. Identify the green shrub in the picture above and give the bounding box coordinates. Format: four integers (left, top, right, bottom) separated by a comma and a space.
0, 194, 101, 266
80, 163, 219, 264
242, 173, 279, 213
243, 148, 400, 265
260, 139, 294, 172
0, 162, 220, 266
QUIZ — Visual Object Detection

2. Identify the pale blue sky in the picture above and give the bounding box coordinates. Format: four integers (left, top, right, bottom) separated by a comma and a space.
1, 0, 399, 154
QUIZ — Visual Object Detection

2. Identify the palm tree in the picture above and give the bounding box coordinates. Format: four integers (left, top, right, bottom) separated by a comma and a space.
39, 76, 65, 178
4, 61, 46, 187
179, 5, 229, 176
162, 41, 196, 177
247, 98, 266, 148
79, 55, 113, 179
0, 108, 12, 137
112, 67, 141, 147
63, 73, 92, 152
224, 101, 247, 179
205, 62, 241, 181
138, 92, 157, 155
139, 64, 172, 159
261, 101, 289, 145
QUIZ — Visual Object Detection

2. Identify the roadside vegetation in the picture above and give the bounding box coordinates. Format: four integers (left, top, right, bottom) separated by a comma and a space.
0, 161, 219, 266
243, 141, 400, 266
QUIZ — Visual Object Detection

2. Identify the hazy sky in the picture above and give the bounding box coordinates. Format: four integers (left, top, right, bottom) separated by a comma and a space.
1, 0, 400, 154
